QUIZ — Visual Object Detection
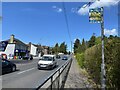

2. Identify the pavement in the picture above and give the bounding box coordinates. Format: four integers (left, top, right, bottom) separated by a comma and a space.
64, 56, 95, 88
2, 58, 68, 89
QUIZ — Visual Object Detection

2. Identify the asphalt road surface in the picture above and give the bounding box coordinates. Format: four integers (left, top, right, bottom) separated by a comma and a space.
2, 58, 68, 89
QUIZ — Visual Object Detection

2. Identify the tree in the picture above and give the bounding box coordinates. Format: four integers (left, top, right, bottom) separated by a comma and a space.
108, 35, 114, 39
51, 43, 59, 54
59, 42, 67, 54
95, 37, 101, 45
81, 38, 86, 52
88, 35, 96, 47
74, 39, 82, 54
54, 43, 59, 54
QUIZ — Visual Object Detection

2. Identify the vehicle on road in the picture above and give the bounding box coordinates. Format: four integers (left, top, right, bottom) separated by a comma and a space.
23, 55, 33, 60
0, 52, 7, 59
37, 55, 57, 70
62, 56, 68, 60
56, 55, 61, 59
2, 59, 17, 74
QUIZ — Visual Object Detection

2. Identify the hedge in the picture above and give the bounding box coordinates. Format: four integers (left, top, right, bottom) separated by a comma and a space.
76, 38, 120, 88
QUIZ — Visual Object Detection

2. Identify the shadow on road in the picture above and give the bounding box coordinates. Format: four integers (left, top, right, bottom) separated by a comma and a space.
2, 69, 20, 75
38, 65, 59, 71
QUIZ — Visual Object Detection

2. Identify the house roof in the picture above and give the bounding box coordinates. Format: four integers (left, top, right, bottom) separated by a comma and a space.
26, 43, 44, 50
6, 38, 28, 47
42, 46, 49, 49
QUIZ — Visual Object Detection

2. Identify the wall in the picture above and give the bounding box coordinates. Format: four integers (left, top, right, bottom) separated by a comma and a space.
30, 44, 37, 56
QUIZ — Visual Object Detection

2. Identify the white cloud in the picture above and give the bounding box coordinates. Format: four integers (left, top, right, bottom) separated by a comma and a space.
78, 6, 89, 15
104, 28, 118, 36
57, 8, 62, 12
52, 6, 62, 13
77, 0, 119, 15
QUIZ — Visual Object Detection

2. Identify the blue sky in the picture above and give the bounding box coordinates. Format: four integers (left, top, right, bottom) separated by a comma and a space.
2, 2, 118, 51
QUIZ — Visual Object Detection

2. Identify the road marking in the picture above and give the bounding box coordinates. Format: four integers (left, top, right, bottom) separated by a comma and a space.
17, 68, 35, 75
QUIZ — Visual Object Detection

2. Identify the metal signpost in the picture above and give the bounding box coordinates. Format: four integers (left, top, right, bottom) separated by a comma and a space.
89, 7, 106, 90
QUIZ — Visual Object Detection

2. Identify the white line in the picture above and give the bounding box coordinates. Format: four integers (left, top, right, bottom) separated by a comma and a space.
17, 68, 35, 75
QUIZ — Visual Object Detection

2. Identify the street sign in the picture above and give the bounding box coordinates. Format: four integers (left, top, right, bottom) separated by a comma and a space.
89, 6, 106, 89
89, 8, 103, 23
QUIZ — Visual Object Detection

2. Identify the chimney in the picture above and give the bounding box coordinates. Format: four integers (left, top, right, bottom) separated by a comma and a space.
29, 42, 31, 45
9, 34, 14, 43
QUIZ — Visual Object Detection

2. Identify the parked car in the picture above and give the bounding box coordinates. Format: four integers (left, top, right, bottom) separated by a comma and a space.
22, 56, 29, 60
56, 55, 61, 59
23, 55, 33, 60
29, 55, 33, 60
38, 55, 57, 70
2, 59, 16, 74
62, 56, 68, 60
0, 52, 7, 59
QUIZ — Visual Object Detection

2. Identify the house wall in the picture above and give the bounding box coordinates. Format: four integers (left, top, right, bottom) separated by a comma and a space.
30, 44, 37, 56
15, 43, 28, 51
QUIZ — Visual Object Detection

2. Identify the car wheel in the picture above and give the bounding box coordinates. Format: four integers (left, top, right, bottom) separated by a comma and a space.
38, 67, 40, 70
12, 66, 16, 72
54, 64, 56, 68
50, 65, 53, 70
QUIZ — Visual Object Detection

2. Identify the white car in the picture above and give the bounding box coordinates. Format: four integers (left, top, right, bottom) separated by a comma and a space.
37, 55, 57, 70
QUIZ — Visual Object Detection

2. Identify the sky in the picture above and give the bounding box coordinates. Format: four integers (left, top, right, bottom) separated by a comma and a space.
2, 1, 119, 51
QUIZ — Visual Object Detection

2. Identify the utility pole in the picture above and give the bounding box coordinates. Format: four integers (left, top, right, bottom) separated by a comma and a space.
101, 7, 106, 90
118, 1, 120, 37
89, 7, 106, 90
71, 41, 72, 54
84, 2, 106, 89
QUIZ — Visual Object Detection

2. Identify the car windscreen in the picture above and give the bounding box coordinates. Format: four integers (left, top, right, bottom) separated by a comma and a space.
42, 56, 53, 61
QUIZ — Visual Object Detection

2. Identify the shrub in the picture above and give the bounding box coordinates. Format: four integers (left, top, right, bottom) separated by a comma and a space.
83, 38, 120, 88
76, 53, 84, 68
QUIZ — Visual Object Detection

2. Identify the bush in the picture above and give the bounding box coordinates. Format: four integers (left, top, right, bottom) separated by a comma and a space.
105, 38, 120, 88
84, 45, 101, 85
76, 53, 84, 68
83, 38, 120, 88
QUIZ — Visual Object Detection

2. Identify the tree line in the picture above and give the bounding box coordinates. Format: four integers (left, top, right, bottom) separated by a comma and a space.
50, 42, 68, 54
74, 34, 97, 54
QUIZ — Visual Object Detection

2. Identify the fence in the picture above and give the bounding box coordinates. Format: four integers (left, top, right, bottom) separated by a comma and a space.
36, 56, 73, 90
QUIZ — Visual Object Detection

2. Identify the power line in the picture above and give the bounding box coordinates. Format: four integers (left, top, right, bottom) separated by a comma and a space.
62, 2, 73, 53
62, 2, 72, 42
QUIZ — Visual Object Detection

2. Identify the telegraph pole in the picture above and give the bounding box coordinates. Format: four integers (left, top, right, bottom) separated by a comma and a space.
71, 41, 72, 54
101, 7, 106, 90
87, 3, 106, 89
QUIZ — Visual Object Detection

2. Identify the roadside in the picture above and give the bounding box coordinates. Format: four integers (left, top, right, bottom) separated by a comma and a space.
64, 56, 96, 88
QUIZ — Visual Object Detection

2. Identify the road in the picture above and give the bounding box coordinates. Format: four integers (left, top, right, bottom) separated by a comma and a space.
2, 58, 67, 89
